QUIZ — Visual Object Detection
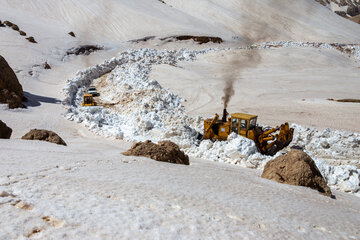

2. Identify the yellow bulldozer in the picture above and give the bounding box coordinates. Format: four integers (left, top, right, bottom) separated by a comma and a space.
82, 94, 97, 107
82, 86, 99, 107
203, 109, 294, 156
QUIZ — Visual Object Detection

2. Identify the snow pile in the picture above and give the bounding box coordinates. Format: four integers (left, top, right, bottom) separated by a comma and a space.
255, 41, 360, 61
291, 124, 360, 161
316, 159, 360, 195
63, 48, 212, 145
63, 47, 360, 196
291, 124, 360, 195
186, 133, 274, 169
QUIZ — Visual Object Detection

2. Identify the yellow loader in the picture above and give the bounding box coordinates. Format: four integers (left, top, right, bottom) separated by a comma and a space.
82, 94, 97, 107
203, 109, 294, 156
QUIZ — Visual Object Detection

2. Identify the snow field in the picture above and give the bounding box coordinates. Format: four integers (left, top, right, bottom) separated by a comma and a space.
63, 46, 360, 195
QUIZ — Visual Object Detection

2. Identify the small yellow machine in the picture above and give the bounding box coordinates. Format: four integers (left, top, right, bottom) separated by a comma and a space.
204, 109, 294, 156
82, 94, 97, 106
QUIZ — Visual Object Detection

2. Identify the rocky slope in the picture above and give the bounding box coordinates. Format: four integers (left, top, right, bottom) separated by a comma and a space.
315, 0, 360, 23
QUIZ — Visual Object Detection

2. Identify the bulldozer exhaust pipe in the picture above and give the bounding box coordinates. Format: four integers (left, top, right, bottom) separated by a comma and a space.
222, 109, 227, 122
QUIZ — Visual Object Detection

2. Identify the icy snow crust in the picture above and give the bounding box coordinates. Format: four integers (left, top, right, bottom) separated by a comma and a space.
63, 46, 360, 195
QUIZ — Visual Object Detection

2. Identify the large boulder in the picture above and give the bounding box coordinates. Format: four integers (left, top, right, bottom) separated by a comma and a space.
261, 149, 332, 197
123, 140, 189, 165
0, 120, 12, 139
21, 129, 67, 146
0, 55, 23, 108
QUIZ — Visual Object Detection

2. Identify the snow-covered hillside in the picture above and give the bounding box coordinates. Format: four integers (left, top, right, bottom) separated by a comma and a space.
1, 0, 360, 239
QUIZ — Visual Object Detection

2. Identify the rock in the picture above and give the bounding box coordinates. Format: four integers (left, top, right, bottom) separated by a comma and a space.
0, 120, 12, 139
123, 140, 189, 165
261, 149, 332, 197
320, 140, 330, 149
3, 21, 13, 27
335, 11, 348, 18
21, 129, 67, 146
0, 55, 24, 108
11, 25, 19, 31
19, 30, 26, 36
44, 62, 51, 69
26, 37, 37, 43
68, 31, 76, 37
347, 6, 359, 17
66, 45, 103, 56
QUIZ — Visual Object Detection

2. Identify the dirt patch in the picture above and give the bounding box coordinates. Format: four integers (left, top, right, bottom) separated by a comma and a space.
25, 227, 42, 238
42, 216, 65, 227
261, 149, 332, 197
0, 55, 24, 109
0, 120, 12, 139
327, 98, 360, 103
123, 140, 190, 165
13, 200, 33, 210
161, 35, 223, 44
329, 43, 357, 56
66, 45, 104, 56
350, 14, 360, 24
22, 129, 67, 146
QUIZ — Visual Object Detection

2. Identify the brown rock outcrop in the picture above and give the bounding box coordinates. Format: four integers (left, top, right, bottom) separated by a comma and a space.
160, 35, 223, 45
21, 129, 67, 146
123, 140, 189, 165
68, 31, 76, 37
261, 149, 332, 197
0, 55, 24, 108
19, 30, 26, 36
0, 120, 12, 139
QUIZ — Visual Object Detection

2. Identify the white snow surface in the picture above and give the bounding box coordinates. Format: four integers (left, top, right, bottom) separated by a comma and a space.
63, 47, 360, 196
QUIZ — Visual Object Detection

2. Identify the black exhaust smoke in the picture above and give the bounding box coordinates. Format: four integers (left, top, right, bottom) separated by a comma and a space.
222, 108, 227, 122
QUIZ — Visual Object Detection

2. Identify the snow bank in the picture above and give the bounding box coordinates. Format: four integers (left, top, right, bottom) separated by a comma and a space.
63, 47, 360, 196
292, 124, 360, 161
255, 41, 360, 61
291, 124, 360, 195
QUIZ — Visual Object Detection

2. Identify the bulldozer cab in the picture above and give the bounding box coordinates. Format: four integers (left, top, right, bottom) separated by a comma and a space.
230, 113, 257, 137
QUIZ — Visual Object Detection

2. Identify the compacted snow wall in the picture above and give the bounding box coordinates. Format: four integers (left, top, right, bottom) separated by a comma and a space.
63, 46, 360, 196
